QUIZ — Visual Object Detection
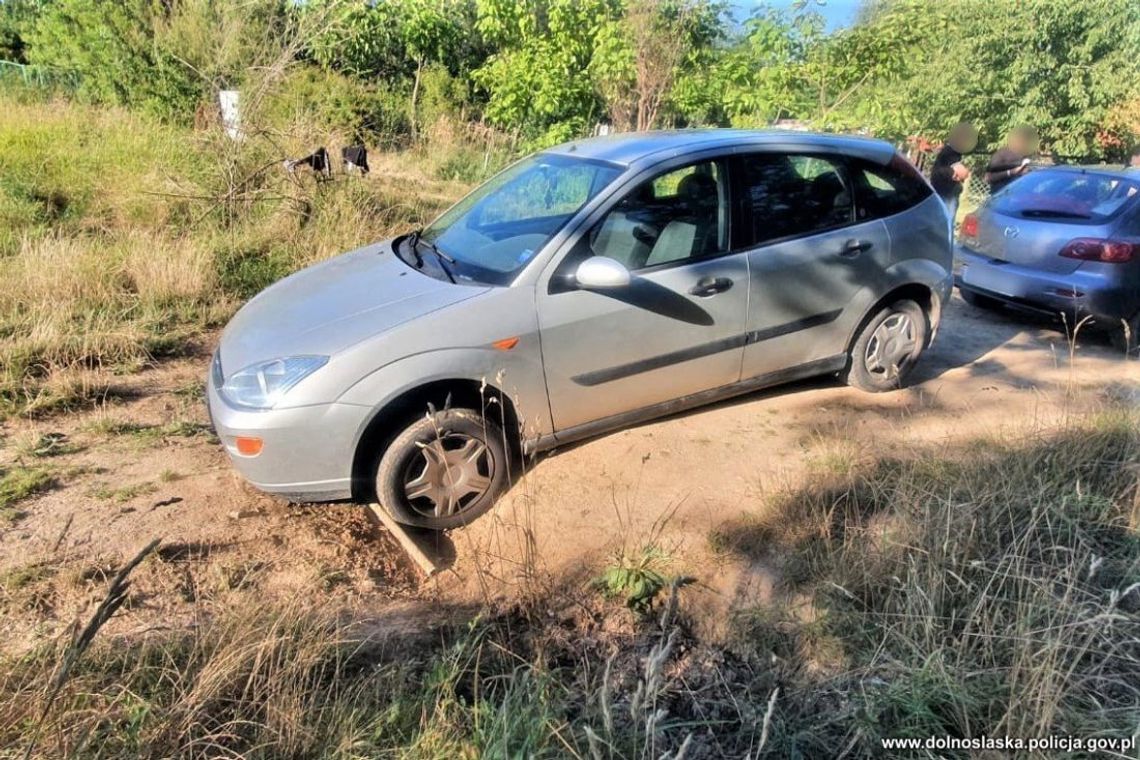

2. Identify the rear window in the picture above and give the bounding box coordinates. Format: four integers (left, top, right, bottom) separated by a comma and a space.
852, 156, 933, 221
992, 171, 1140, 224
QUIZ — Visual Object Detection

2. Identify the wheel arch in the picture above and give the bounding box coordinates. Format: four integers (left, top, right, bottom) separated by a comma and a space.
349, 378, 523, 502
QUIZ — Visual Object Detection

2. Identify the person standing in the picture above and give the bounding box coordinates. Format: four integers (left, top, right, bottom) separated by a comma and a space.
985, 125, 1037, 194
930, 122, 978, 222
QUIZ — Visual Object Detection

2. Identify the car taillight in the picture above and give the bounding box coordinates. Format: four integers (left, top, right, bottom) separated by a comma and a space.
961, 213, 978, 239
1058, 238, 1135, 263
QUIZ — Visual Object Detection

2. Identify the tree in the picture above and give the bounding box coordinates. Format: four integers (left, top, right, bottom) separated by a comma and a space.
590, 0, 725, 131
846, 0, 1140, 156
26, 0, 201, 120
471, 0, 620, 145
25, 0, 289, 123
401, 1, 461, 138
308, 0, 467, 139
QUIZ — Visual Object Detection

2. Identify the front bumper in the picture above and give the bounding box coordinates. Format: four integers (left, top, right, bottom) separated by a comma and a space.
206, 364, 370, 501
955, 246, 1132, 326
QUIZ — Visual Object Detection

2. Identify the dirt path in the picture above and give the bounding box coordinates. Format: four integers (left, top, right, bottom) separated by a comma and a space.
442, 296, 1139, 616
1, 295, 1136, 647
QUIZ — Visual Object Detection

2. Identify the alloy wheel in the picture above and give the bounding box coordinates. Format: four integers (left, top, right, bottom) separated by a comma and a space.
402, 432, 495, 519
864, 312, 917, 381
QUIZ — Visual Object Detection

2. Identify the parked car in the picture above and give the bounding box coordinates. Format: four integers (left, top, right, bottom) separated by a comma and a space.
957, 165, 1140, 351
208, 130, 953, 529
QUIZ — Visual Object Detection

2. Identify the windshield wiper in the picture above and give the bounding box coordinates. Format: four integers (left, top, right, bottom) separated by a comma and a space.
411, 229, 457, 283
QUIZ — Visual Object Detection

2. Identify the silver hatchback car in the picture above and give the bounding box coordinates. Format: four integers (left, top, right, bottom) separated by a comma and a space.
208, 130, 952, 529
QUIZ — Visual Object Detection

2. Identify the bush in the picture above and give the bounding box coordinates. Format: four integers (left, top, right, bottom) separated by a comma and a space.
261, 67, 411, 143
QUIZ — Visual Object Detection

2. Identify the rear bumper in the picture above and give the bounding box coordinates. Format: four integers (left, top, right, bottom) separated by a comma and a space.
955, 246, 1135, 325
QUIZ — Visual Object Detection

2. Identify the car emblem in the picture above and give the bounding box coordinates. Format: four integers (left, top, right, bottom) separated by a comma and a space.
1003, 226, 1020, 239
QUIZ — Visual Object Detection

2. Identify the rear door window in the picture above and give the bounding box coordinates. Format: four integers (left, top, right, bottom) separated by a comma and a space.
733, 153, 855, 247
852, 157, 933, 220
992, 171, 1140, 224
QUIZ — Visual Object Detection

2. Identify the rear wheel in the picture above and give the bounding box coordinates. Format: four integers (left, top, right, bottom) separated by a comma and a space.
375, 408, 509, 530
846, 300, 928, 393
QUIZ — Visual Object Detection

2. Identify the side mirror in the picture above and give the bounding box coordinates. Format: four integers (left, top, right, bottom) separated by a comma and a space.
575, 256, 631, 289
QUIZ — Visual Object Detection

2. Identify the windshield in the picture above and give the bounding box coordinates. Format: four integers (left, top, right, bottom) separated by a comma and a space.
992, 171, 1140, 223
419, 153, 623, 284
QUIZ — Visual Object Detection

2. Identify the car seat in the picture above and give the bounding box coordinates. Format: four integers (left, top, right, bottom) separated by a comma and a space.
644, 173, 719, 267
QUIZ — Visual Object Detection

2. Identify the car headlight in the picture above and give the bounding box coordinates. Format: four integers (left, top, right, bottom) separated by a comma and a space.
219, 356, 328, 410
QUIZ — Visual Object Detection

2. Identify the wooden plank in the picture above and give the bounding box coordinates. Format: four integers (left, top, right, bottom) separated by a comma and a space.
364, 504, 441, 578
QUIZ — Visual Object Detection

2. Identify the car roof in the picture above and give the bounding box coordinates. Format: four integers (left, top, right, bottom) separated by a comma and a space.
543, 129, 897, 167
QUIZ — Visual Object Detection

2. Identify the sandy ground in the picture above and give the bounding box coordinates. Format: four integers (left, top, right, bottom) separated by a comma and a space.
0, 295, 1137, 647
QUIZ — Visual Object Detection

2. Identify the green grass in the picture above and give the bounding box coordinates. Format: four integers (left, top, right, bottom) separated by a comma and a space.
0, 465, 55, 521
12, 432, 83, 458
711, 409, 1140, 755
88, 481, 157, 503
84, 418, 211, 444
0, 562, 56, 594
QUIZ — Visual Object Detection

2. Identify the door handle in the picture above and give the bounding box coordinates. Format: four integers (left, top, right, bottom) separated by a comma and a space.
840, 239, 873, 257
689, 276, 733, 297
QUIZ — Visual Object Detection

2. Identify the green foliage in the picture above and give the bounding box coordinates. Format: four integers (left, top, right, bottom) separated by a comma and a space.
0, 464, 54, 520
472, 0, 620, 144
675, 9, 805, 126
262, 67, 411, 140
0, 0, 41, 62
8, 0, 1139, 154
843, 0, 1140, 155
25, 0, 287, 123
594, 544, 678, 614
590, 0, 727, 131
26, 0, 196, 121
310, 0, 466, 80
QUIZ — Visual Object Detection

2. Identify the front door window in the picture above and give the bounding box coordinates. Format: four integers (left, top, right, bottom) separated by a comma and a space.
587, 161, 728, 270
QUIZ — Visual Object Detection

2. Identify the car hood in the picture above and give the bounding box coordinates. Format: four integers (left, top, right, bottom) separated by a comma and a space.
219, 241, 490, 373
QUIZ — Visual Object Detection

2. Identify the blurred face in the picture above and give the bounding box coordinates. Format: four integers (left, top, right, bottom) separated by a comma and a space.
1009, 129, 1038, 156
1131, 152, 1140, 169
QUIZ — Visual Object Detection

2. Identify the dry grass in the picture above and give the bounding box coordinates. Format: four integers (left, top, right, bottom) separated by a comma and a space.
713, 408, 1140, 754
0, 411, 1135, 757
0, 95, 474, 416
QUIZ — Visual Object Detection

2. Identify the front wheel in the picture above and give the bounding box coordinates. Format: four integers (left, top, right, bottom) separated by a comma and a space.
375, 408, 509, 530
845, 300, 928, 393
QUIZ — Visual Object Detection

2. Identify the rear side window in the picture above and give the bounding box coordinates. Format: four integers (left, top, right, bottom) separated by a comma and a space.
992, 170, 1140, 224
734, 153, 854, 247
852, 156, 933, 220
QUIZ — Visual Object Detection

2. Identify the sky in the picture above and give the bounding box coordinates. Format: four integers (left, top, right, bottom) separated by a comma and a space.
736, 0, 862, 31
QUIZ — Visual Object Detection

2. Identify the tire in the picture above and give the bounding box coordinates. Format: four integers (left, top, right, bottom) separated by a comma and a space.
959, 287, 1002, 311
846, 299, 928, 393
1108, 311, 1140, 356
375, 408, 509, 530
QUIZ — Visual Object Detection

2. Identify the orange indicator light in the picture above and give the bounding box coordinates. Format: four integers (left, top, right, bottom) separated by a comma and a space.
492, 337, 520, 351
234, 436, 263, 456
